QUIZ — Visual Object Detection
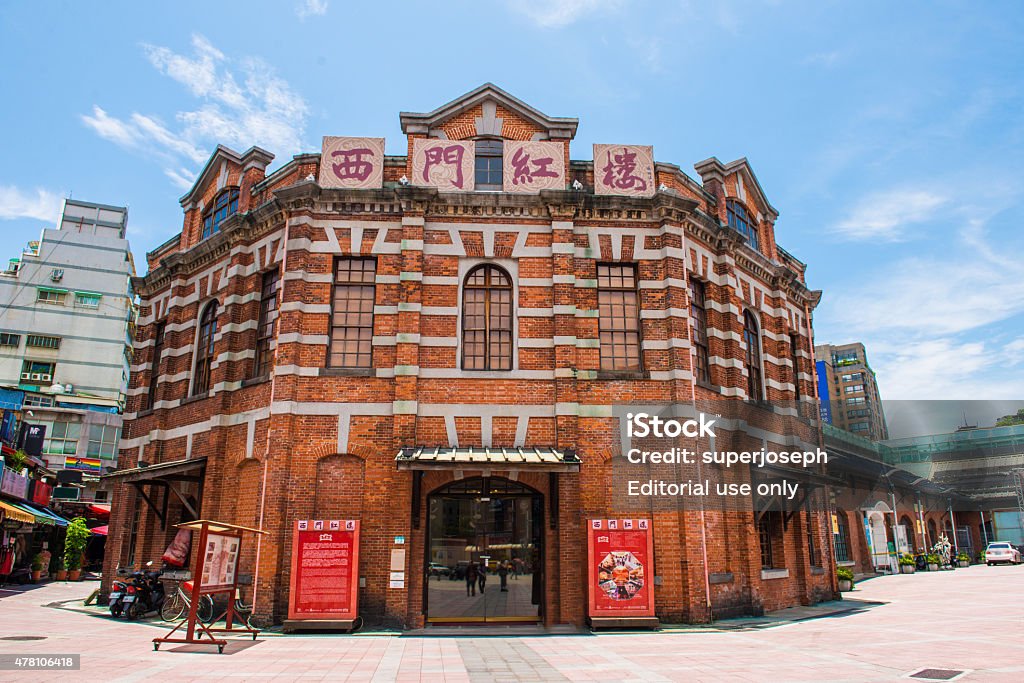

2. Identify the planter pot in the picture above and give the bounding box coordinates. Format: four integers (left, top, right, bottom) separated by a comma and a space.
55, 569, 67, 581
958, 560, 969, 568
31, 570, 42, 582
68, 569, 82, 581
838, 579, 853, 592
900, 564, 916, 574
927, 563, 939, 572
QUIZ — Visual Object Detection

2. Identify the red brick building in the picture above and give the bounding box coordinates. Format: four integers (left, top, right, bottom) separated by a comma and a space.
103, 84, 832, 627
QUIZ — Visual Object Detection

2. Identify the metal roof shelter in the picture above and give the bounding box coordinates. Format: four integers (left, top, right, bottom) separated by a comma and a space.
396, 446, 580, 472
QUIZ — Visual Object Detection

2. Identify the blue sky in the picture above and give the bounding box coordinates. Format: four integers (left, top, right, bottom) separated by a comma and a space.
1, 0, 1022, 405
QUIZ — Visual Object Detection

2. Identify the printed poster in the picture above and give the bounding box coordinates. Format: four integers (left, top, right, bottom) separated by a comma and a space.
587, 518, 655, 618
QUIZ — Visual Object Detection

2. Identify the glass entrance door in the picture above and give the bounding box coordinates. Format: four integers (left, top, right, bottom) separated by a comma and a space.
426, 477, 542, 623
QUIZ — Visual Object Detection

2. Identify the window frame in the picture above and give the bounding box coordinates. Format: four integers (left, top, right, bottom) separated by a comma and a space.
758, 511, 783, 570
87, 423, 120, 459
726, 200, 760, 251
597, 263, 643, 373
789, 332, 801, 400
253, 268, 281, 378
41, 419, 81, 456
37, 289, 67, 305
461, 264, 514, 371
74, 293, 102, 308
473, 139, 504, 191
191, 300, 218, 396
26, 334, 61, 350
0, 332, 20, 347
146, 322, 165, 410
833, 510, 851, 563
201, 187, 240, 240
689, 278, 711, 385
329, 257, 377, 369
743, 311, 764, 401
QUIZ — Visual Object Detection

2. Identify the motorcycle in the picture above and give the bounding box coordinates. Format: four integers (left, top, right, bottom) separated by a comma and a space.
123, 562, 165, 620
108, 568, 130, 618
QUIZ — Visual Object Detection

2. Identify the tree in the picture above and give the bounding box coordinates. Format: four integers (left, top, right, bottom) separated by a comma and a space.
63, 517, 90, 571
995, 408, 1024, 427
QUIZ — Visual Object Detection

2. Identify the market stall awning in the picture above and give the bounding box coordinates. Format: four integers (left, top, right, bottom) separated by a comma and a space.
396, 446, 580, 472
89, 525, 108, 535
24, 503, 69, 527
87, 503, 111, 518
0, 500, 35, 524
7, 501, 56, 526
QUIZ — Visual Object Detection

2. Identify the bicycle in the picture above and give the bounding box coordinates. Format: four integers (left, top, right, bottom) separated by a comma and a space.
160, 578, 215, 623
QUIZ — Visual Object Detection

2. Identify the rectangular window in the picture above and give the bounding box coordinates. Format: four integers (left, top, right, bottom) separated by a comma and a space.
847, 408, 870, 419
841, 372, 864, 382
850, 421, 870, 432
789, 333, 801, 400
22, 394, 54, 408
833, 514, 850, 562
87, 423, 120, 459
75, 293, 102, 308
41, 420, 81, 456
474, 140, 503, 190
847, 396, 867, 406
26, 334, 61, 350
597, 264, 642, 372
689, 279, 711, 385
330, 258, 376, 368
21, 360, 56, 383
0, 332, 19, 347
253, 269, 281, 378
146, 322, 165, 410
844, 384, 865, 394
758, 512, 782, 569
806, 510, 819, 567
37, 289, 67, 305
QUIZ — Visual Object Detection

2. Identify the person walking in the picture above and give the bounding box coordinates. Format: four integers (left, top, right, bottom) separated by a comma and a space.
477, 561, 487, 594
498, 561, 509, 592
465, 560, 478, 597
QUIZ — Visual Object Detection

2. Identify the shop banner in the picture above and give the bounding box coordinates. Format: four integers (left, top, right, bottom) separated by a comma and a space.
587, 518, 655, 618
0, 466, 29, 500
288, 519, 360, 621
30, 480, 52, 506
65, 456, 102, 473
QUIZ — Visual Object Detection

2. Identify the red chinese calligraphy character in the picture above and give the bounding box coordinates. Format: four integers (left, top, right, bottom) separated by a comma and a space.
423, 145, 466, 189
602, 148, 647, 191
511, 148, 558, 185
331, 148, 375, 182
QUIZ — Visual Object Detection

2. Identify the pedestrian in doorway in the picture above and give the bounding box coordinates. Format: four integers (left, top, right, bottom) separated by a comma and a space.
510, 557, 519, 580
498, 561, 509, 592
477, 561, 487, 594
465, 560, 478, 596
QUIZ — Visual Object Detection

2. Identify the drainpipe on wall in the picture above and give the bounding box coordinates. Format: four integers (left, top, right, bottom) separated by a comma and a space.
948, 500, 959, 552
890, 488, 900, 572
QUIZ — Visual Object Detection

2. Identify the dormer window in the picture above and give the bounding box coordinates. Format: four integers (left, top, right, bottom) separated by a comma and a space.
202, 188, 240, 240
727, 200, 760, 252
474, 139, 503, 191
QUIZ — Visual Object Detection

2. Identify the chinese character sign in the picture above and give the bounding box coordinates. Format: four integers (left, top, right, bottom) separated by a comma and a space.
411, 139, 475, 191
288, 519, 361, 621
502, 141, 565, 193
319, 137, 385, 189
587, 518, 655, 618
593, 144, 656, 197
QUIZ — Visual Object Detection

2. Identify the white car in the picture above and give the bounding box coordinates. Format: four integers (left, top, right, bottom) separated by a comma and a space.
985, 542, 1022, 565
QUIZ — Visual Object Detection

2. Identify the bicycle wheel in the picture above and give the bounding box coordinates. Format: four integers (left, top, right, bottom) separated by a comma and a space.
160, 592, 186, 621
197, 594, 215, 623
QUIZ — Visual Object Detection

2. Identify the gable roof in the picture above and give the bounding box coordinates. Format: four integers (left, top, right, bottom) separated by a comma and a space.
178, 145, 274, 208
694, 157, 779, 220
399, 83, 578, 140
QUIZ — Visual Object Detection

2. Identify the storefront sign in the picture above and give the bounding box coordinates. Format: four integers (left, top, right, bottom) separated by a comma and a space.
20, 423, 45, 457
318, 136, 385, 189
411, 139, 475, 191
65, 456, 102, 473
0, 466, 29, 500
199, 532, 240, 590
587, 518, 655, 618
593, 144, 656, 197
30, 480, 52, 506
1, 408, 19, 445
502, 140, 565, 193
816, 360, 832, 424
287, 519, 360, 621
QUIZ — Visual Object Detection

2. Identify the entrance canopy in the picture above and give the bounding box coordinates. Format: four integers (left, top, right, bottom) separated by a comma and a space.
102, 457, 206, 530
396, 446, 580, 472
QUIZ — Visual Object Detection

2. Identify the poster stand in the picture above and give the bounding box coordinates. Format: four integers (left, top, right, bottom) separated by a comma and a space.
586, 518, 659, 630
153, 520, 266, 654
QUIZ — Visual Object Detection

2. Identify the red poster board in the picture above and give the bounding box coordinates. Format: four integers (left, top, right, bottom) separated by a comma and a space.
287, 519, 360, 621
587, 518, 655, 618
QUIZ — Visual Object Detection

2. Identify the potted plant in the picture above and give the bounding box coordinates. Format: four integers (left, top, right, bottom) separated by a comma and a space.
30, 553, 44, 582
63, 517, 90, 581
836, 566, 854, 591
898, 553, 916, 574
956, 551, 971, 568
926, 553, 940, 571
54, 557, 67, 581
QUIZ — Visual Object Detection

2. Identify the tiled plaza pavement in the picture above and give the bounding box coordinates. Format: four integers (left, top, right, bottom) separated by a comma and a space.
1, 564, 1023, 682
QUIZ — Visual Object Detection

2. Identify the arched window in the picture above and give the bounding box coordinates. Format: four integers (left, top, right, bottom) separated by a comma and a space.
202, 188, 240, 240
899, 515, 915, 549
462, 265, 512, 370
743, 311, 764, 401
192, 301, 218, 396
727, 200, 760, 252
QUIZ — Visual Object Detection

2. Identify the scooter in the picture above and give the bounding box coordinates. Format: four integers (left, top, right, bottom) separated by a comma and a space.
124, 562, 165, 620
108, 568, 130, 618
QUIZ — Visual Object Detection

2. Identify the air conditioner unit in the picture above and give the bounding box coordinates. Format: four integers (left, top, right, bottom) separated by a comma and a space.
21, 372, 32, 380
40, 374, 52, 382
50, 269, 64, 281
31, 373, 43, 380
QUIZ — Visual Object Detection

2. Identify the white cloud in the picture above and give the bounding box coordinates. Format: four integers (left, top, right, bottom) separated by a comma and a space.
0, 186, 63, 222
83, 34, 310, 191
832, 189, 947, 241
802, 51, 840, 67
870, 338, 1024, 400
296, 0, 328, 19
510, 0, 622, 28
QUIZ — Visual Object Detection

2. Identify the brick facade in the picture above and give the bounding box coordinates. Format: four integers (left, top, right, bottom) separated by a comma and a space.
104, 85, 833, 628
